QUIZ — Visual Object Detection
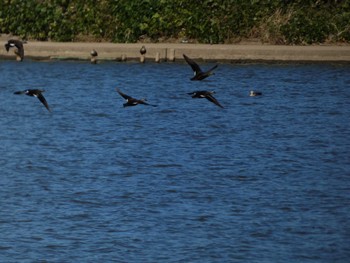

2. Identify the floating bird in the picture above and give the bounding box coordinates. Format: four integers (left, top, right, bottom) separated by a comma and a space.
140, 45, 147, 55
249, 90, 262, 96
14, 89, 51, 112
187, 90, 224, 108
183, 54, 218, 81
116, 88, 157, 107
5, 39, 24, 61
90, 49, 98, 64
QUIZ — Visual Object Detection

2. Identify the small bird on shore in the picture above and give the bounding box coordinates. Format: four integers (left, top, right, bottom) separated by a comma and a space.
116, 88, 157, 107
140, 45, 147, 55
187, 90, 224, 108
249, 90, 262, 96
183, 54, 218, 81
139, 45, 147, 63
14, 89, 51, 112
5, 39, 24, 61
90, 49, 98, 64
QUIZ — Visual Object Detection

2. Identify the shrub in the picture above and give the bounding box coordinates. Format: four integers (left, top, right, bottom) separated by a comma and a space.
0, 0, 348, 44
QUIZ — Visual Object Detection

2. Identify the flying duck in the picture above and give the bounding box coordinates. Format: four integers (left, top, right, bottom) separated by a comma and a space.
90, 49, 98, 64
183, 54, 218, 81
140, 45, 147, 55
14, 89, 51, 112
249, 91, 262, 96
187, 90, 224, 108
5, 39, 24, 61
116, 88, 157, 107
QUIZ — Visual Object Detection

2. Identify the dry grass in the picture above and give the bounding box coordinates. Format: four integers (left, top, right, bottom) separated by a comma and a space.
250, 8, 295, 45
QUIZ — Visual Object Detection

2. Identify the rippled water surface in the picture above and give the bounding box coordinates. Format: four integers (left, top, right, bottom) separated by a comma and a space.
0, 60, 349, 262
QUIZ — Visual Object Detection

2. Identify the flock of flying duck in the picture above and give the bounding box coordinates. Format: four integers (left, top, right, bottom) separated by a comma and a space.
5, 39, 262, 113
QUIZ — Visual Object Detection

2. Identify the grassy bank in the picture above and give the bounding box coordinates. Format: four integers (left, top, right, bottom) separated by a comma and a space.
0, 0, 349, 44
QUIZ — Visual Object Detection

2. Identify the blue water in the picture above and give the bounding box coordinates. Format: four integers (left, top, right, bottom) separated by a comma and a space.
0, 60, 349, 262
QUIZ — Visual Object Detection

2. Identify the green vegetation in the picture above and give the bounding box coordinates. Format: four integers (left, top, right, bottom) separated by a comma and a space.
0, 0, 349, 44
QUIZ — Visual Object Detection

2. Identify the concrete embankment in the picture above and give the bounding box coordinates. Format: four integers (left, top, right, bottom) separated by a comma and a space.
1, 41, 350, 63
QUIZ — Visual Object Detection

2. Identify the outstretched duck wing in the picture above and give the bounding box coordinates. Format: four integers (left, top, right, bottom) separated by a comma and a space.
36, 93, 51, 112
205, 94, 224, 108
16, 42, 24, 60
183, 54, 202, 74
139, 100, 157, 107
205, 64, 218, 75
14, 90, 26, 95
116, 88, 133, 100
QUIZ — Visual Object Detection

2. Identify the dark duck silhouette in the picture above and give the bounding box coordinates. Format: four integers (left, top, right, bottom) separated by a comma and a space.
5, 39, 24, 61
187, 90, 224, 108
116, 88, 157, 107
14, 89, 51, 112
250, 90, 262, 96
183, 54, 218, 81
90, 49, 98, 64
140, 45, 147, 55
139, 45, 146, 63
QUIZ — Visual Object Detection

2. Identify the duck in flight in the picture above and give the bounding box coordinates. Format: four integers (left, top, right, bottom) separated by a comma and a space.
116, 88, 157, 107
5, 39, 24, 61
187, 90, 224, 108
183, 54, 218, 81
14, 89, 51, 112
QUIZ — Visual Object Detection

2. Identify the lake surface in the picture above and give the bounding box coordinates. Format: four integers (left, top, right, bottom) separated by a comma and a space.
0, 60, 349, 262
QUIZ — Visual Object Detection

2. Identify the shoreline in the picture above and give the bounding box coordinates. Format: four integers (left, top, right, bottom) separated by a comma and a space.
1, 41, 350, 63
